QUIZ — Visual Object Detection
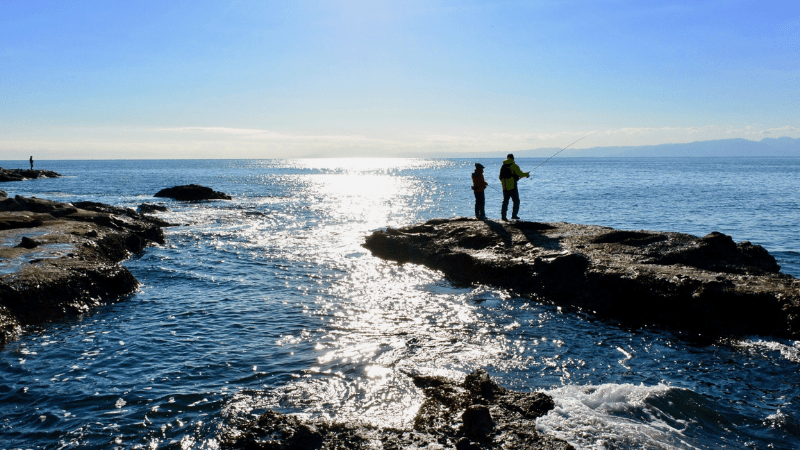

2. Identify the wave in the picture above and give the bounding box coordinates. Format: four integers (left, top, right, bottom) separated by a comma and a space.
536, 383, 764, 450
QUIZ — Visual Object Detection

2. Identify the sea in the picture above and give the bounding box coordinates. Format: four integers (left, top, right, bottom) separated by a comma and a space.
0, 157, 799, 450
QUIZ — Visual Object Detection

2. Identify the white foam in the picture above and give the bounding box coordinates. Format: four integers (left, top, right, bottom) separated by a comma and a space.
536, 383, 702, 450
741, 339, 800, 363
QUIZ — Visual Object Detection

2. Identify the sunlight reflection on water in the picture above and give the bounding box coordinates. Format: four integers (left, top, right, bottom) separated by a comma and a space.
211, 159, 528, 430
1, 158, 799, 449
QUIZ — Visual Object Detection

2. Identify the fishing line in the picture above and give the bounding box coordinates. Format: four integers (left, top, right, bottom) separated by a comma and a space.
529, 135, 589, 173
474, 135, 588, 193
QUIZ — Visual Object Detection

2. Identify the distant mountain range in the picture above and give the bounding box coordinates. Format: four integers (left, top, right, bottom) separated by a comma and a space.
442, 137, 800, 158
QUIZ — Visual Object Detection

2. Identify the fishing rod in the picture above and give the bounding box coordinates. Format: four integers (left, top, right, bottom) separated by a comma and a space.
529, 135, 589, 173
485, 183, 502, 193
477, 135, 588, 193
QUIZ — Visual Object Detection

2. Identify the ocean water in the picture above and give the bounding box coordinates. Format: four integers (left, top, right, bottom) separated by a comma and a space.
0, 157, 799, 450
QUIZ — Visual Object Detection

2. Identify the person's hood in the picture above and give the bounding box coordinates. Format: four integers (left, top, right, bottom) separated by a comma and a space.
503, 158, 514, 165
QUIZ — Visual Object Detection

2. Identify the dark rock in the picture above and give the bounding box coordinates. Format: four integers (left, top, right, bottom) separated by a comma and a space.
73, 201, 172, 230
0, 195, 168, 346
138, 203, 169, 214
0, 190, 6, 199
18, 237, 39, 249
363, 218, 800, 340
14, 196, 78, 217
0, 215, 44, 231
72, 201, 137, 217
464, 369, 505, 401
223, 369, 573, 450
231, 409, 323, 450
0, 168, 62, 182
461, 405, 493, 440
456, 438, 482, 450
0, 196, 22, 212
154, 184, 232, 201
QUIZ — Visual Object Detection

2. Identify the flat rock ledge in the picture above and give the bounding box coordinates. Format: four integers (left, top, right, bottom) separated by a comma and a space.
222, 369, 572, 450
0, 167, 62, 182
0, 195, 169, 347
154, 184, 232, 201
364, 218, 800, 340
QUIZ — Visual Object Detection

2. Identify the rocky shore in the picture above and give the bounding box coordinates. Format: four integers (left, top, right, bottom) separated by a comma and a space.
0, 167, 62, 182
223, 369, 572, 450
364, 218, 800, 340
0, 193, 168, 346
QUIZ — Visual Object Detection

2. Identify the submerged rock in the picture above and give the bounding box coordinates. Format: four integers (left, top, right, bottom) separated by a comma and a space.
363, 218, 800, 340
138, 203, 169, 214
223, 369, 572, 450
0, 168, 62, 182
154, 184, 232, 201
0, 195, 168, 347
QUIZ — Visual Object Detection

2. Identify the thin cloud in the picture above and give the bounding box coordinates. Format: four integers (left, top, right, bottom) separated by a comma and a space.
159, 126, 387, 143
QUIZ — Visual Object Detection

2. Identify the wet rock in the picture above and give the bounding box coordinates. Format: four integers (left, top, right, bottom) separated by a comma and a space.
231, 409, 323, 450
461, 405, 493, 440
18, 236, 39, 249
138, 203, 169, 214
363, 218, 800, 340
0, 190, 6, 199
223, 369, 573, 450
464, 368, 505, 401
13, 196, 78, 217
0, 195, 168, 346
456, 437, 482, 450
0, 215, 44, 231
0, 196, 21, 212
0, 168, 62, 182
154, 184, 232, 201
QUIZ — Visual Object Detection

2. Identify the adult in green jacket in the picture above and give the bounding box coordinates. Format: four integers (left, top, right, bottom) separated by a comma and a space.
499, 154, 529, 221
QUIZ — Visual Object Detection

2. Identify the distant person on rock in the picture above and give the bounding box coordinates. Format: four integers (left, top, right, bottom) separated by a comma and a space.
499, 154, 529, 221
471, 163, 488, 219
29, 156, 33, 170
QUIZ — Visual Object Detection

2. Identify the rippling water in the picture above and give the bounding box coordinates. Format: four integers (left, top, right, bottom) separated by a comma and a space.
1, 158, 799, 449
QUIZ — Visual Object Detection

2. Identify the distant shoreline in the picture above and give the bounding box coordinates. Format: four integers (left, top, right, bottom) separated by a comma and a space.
2, 137, 799, 160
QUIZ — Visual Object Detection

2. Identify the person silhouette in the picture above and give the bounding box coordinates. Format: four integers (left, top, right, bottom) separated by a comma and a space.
471, 163, 488, 219
499, 154, 530, 221
29, 156, 33, 170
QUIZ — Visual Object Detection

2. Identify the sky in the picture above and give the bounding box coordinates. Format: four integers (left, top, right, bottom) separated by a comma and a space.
1, 0, 799, 159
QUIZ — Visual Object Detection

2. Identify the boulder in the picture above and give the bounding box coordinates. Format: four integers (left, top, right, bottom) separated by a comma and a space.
154, 184, 232, 201
461, 405, 493, 441
17, 237, 40, 249
363, 218, 800, 340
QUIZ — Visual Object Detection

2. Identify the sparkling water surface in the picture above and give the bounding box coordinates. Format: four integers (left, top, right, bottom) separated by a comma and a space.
1, 158, 799, 449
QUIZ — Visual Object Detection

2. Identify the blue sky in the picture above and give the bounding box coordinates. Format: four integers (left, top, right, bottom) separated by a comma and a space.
1, 0, 798, 159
